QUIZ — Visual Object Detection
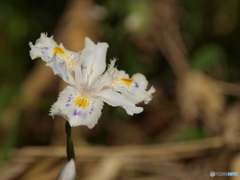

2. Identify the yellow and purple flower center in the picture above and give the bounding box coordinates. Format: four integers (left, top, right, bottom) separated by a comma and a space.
74, 96, 89, 108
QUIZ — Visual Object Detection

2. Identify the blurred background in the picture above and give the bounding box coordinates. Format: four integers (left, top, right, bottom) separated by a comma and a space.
1, 0, 240, 179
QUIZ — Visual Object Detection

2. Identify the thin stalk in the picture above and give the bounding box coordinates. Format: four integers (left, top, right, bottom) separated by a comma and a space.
65, 121, 75, 161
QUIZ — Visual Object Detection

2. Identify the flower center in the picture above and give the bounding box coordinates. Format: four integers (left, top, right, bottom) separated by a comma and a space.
79, 87, 93, 98
75, 96, 89, 108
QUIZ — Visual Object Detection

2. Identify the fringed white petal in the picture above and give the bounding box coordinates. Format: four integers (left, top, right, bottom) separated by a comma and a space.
29, 33, 78, 85
112, 71, 155, 104
50, 86, 104, 128
98, 89, 143, 115
29, 33, 57, 62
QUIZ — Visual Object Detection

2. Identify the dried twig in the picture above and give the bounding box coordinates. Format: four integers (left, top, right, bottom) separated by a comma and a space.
15, 136, 224, 160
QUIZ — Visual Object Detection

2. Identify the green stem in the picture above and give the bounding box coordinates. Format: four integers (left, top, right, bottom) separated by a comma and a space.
65, 121, 75, 161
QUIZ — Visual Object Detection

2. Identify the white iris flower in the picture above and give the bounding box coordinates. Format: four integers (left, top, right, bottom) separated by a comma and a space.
29, 33, 155, 128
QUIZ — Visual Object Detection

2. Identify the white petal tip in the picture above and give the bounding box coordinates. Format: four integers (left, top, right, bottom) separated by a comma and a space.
143, 86, 156, 104
84, 37, 95, 47
57, 159, 76, 180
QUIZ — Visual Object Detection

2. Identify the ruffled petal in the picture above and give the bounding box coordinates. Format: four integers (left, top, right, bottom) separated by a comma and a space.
29, 33, 57, 62
112, 70, 155, 104
29, 33, 78, 85
97, 89, 143, 115
81, 37, 109, 84
46, 56, 75, 85
50, 86, 104, 128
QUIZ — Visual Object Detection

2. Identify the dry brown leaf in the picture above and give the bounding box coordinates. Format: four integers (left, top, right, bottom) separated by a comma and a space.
222, 103, 240, 147
177, 70, 225, 134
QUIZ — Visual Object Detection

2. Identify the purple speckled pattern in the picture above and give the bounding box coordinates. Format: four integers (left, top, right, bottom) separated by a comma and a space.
72, 110, 88, 118
73, 110, 78, 116
71, 100, 96, 118
65, 95, 74, 107
67, 95, 73, 102
81, 112, 88, 118
127, 90, 134, 95
41, 47, 49, 50
134, 82, 139, 88
89, 106, 94, 114
40, 47, 50, 58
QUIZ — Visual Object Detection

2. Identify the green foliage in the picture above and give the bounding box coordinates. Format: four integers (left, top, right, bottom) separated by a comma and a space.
190, 44, 226, 71
0, 110, 23, 164
178, 0, 203, 37
173, 126, 207, 141
0, 84, 18, 124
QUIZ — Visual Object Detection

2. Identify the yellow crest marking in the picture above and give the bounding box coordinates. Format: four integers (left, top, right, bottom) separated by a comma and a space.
75, 96, 89, 108
53, 46, 72, 67
53, 46, 65, 55
120, 78, 134, 87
